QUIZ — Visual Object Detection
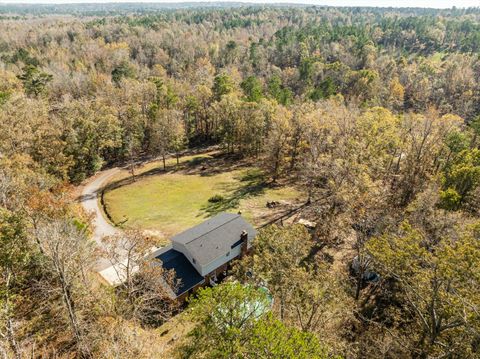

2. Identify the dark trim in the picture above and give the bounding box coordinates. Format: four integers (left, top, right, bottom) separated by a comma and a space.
231, 238, 243, 249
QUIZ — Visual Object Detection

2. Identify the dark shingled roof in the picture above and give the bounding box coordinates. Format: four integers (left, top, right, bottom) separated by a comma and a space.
171, 213, 256, 266
155, 247, 204, 296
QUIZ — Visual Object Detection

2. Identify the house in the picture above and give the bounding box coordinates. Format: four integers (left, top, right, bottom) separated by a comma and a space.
148, 212, 256, 300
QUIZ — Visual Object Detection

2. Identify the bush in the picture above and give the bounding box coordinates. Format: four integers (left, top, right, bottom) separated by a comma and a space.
439, 187, 461, 210
208, 194, 224, 203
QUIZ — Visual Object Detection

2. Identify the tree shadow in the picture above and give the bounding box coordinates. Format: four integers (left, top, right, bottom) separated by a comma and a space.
182, 152, 248, 178
199, 168, 268, 217
93, 150, 265, 226
98, 154, 214, 195
99, 151, 253, 196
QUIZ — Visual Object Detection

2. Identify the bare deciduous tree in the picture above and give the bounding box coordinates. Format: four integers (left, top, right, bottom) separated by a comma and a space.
36, 220, 95, 357
101, 231, 179, 325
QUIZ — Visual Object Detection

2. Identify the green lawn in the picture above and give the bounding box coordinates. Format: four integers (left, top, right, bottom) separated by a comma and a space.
103, 157, 303, 238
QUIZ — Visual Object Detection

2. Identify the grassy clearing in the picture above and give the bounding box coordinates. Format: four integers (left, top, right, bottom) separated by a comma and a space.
108, 151, 216, 183
102, 153, 304, 238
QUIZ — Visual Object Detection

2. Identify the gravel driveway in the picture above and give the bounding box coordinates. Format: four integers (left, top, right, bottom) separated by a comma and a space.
79, 167, 121, 271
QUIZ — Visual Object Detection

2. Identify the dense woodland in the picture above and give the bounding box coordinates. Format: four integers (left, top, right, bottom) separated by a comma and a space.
1, 4, 480, 358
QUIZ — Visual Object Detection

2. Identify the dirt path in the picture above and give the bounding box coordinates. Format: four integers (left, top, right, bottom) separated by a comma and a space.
79, 167, 122, 271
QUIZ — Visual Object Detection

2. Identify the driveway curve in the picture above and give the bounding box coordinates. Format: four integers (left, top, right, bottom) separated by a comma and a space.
79, 167, 121, 270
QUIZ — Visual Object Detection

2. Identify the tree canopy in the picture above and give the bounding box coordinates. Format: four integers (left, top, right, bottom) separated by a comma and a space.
1, 4, 480, 358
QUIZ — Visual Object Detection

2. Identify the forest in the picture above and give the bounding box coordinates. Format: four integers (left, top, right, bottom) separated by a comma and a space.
1, 3, 480, 358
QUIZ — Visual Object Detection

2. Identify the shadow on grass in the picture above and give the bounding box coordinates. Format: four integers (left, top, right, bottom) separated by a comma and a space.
182, 152, 248, 178
102, 152, 251, 195
96, 150, 262, 225
185, 155, 210, 168
100, 154, 213, 195
199, 168, 269, 217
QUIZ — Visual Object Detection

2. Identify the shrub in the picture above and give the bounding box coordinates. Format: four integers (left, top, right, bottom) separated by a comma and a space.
439, 187, 461, 210
208, 194, 224, 203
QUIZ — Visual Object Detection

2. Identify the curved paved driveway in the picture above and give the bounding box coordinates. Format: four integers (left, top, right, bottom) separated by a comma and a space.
79, 167, 121, 270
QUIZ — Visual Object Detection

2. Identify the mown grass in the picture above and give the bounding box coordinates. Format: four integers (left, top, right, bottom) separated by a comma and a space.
109, 151, 215, 183
103, 155, 303, 238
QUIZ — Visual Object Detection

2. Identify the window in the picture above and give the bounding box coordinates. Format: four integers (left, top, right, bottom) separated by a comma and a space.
192, 258, 196, 264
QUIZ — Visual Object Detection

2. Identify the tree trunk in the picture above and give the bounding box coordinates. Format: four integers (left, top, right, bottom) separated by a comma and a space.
54, 262, 86, 356
354, 245, 365, 301
6, 317, 20, 359
61, 280, 82, 342
130, 159, 136, 182
4, 272, 20, 359
272, 148, 281, 183
279, 289, 285, 321
355, 269, 363, 301
290, 137, 299, 170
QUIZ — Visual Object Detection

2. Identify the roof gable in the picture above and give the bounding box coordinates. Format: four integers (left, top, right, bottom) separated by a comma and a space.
171, 213, 256, 266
